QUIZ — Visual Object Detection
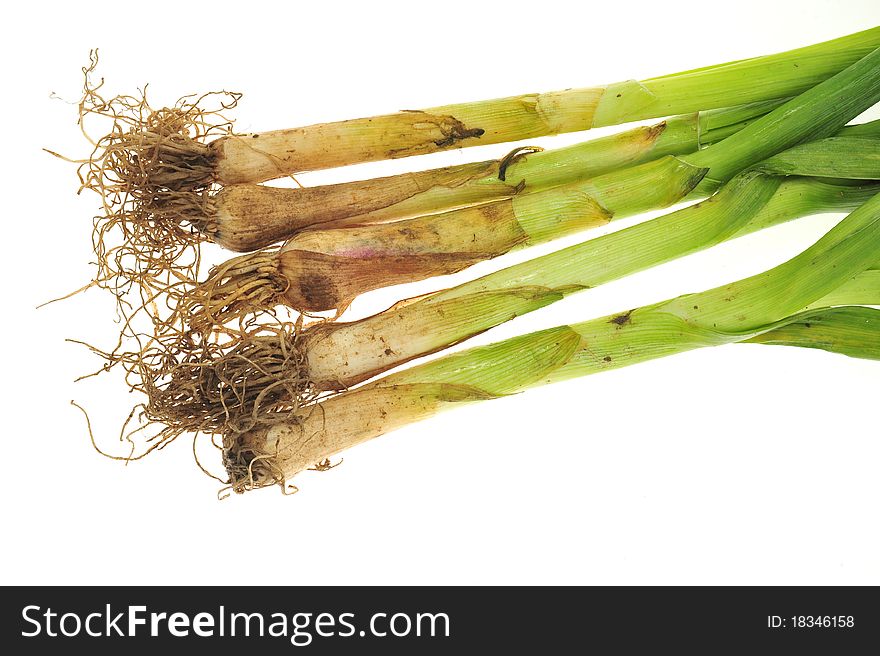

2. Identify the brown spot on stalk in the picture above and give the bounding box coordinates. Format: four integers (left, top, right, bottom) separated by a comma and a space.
610, 310, 633, 326
388, 111, 485, 156
432, 119, 486, 148
278, 250, 496, 313
297, 273, 339, 310
641, 121, 668, 148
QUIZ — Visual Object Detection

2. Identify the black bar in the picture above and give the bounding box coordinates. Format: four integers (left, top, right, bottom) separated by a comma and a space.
1, 586, 877, 653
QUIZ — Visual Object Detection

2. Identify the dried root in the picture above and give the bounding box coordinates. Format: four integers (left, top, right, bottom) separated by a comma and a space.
172, 248, 291, 335
73, 50, 241, 305
221, 406, 323, 495
221, 427, 289, 494
78, 321, 317, 460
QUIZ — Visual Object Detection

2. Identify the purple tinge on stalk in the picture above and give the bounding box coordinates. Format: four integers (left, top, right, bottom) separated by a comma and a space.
188, 199, 535, 324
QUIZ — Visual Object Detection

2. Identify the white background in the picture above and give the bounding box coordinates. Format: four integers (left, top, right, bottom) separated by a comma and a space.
0, 0, 878, 586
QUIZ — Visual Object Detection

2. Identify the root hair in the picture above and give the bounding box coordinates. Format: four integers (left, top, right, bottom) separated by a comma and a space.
73, 320, 317, 473
73, 50, 241, 304
175, 248, 291, 334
